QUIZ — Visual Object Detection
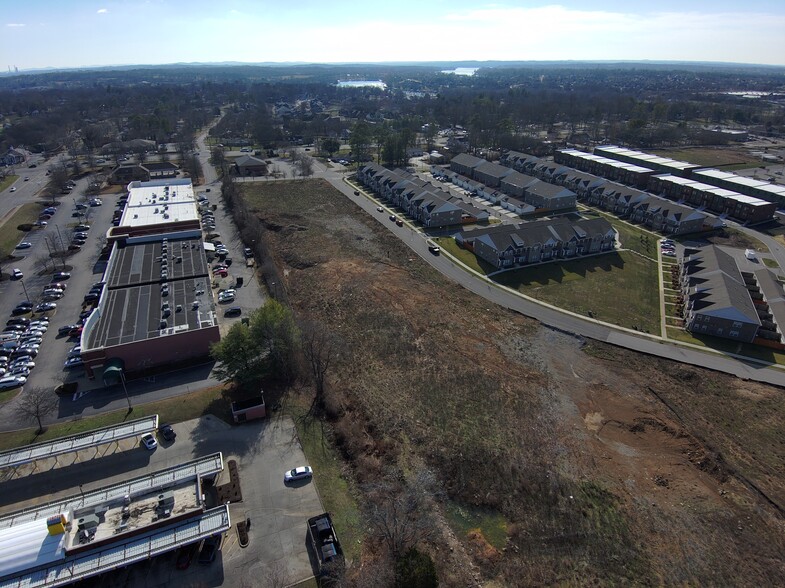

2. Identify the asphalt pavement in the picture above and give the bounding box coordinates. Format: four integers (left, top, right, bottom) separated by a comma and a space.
331, 177, 785, 388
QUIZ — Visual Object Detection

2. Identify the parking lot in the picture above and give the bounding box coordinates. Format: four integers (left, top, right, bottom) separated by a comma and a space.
0, 167, 271, 425
0, 415, 324, 587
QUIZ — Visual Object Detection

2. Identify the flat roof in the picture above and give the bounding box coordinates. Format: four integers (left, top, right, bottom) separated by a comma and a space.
0, 519, 66, 579
595, 145, 699, 171
106, 238, 209, 290
0, 453, 224, 530
0, 416, 158, 470
84, 277, 216, 350
120, 179, 198, 228
0, 506, 230, 588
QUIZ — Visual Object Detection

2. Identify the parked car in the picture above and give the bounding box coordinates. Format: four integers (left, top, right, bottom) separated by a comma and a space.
389, 215, 396, 222
33, 220, 47, 227
224, 307, 242, 317
218, 291, 235, 303
0, 376, 26, 390
6, 318, 30, 327
175, 542, 200, 570
197, 535, 222, 564
243, 247, 253, 258
160, 424, 176, 441
395, 218, 404, 227
74, 224, 90, 231
141, 433, 158, 450
11, 269, 23, 280
68, 244, 82, 251
284, 466, 313, 483
427, 242, 441, 254
15, 242, 32, 250
58, 324, 80, 336
35, 302, 56, 312
53, 271, 71, 280
64, 356, 84, 369
376, 206, 384, 212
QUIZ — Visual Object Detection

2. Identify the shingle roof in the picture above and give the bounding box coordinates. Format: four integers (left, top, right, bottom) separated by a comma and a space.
685, 246, 759, 323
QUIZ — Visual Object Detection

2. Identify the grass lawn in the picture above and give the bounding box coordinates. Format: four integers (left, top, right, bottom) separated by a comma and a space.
0, 384, 229, 452
435, 237, 496, 275
494, 250, 661, 333
0, 175, 18, 192
665, 328, 785, 365
288, 399, 363, 562
582, 207, 658, 257
706, 228, 768, 252
0, 203, 43, 260
763, 257, 780, 269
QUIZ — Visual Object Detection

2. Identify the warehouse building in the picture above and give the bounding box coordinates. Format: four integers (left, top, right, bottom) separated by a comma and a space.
81, 179, 219, 381
0, 453, 229, 587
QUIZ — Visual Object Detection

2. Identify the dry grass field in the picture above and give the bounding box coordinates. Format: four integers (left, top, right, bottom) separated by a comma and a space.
239, 179, 785, 586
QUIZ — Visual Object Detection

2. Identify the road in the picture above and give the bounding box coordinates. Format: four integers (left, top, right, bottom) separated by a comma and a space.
3, 132, 784, 433
326, 177, 785, 387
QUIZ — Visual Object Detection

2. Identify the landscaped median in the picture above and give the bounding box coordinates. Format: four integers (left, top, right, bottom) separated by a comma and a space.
0, 203, 43, 260
0, 175, 19, 193
0, 384, 231, 451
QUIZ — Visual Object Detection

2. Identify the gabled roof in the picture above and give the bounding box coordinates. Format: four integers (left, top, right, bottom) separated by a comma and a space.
473, 160, 513, 180
686, 245, 760, 324
235, 155, 266, 167
450, 153, 485, 169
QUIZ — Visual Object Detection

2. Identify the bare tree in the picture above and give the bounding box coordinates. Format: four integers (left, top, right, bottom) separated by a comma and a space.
15, 386, 58, 434
34, 254, 54, 274
210, 146, 228, 176
364, 469, 439, 558
300, 320, 334, 405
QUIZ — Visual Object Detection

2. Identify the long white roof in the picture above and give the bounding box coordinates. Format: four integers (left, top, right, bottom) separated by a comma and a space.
0, 506, 231, 588
0, 453, 223, 530
0, 520, 66, 580
0, 416, 158, 470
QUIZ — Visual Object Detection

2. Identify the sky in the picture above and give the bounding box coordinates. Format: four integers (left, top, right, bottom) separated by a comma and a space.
2, 0, 785, 71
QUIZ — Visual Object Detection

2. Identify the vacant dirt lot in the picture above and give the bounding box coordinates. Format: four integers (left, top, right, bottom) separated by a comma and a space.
241, 179, 785, 586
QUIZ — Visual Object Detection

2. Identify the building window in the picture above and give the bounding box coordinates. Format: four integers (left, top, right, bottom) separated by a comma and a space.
732, 321, 743, 328
729, 330, 740, 337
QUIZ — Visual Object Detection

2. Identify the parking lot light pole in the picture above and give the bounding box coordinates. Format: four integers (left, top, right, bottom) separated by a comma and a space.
20, 279, 30, 303
120, 371, 132, 413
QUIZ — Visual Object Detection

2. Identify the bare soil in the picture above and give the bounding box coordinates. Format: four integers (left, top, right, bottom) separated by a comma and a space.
242, 179, 785, 586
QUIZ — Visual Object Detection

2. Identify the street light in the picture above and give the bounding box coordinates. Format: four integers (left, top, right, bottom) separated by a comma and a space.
20, 279, 30, 303
120, 371, 132, 413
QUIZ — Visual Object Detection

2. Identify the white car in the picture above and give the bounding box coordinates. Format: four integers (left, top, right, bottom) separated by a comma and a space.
35, 302, 57, 312
0, 375, 25, 390
141, 433, 158, 450
284, 466, 313, 483
15, 242, 32, 250
218, 292, 235, 303
9, 187, 16, 192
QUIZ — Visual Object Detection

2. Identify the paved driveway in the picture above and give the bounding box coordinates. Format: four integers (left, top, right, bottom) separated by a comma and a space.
0, 415, 324, 588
